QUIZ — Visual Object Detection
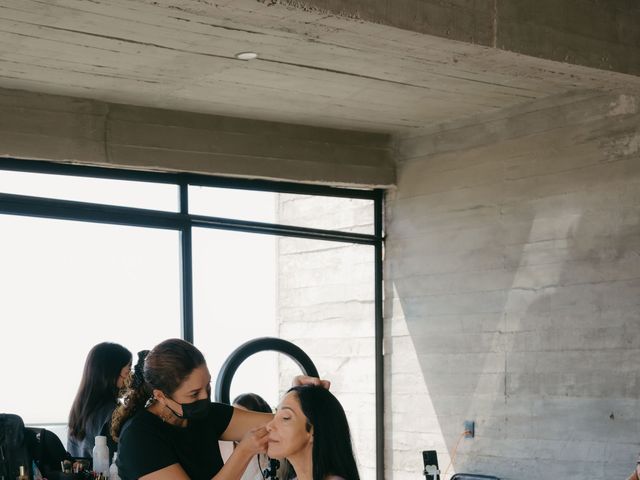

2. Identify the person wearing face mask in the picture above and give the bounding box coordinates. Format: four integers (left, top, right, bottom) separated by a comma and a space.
111, 339, 329, 480
265, 386, 359, 480
67, 342, 132, 458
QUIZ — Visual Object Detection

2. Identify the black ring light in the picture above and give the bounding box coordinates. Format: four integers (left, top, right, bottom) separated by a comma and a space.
214, 337, 319, 404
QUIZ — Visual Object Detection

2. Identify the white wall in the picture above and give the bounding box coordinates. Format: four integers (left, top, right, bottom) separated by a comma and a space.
386, 90, 640, 480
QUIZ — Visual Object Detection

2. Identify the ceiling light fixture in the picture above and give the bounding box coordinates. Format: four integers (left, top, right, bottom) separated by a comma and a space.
235, 52, 259, 60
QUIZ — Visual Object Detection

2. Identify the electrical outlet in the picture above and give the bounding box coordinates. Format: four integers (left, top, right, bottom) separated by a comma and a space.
464, 420, 475, 438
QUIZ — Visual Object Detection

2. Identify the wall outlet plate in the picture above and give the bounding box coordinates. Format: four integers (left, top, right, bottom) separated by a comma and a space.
464, 420, 475, 438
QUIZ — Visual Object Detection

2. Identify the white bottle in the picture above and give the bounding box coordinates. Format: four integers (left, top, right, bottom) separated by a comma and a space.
109, 452, 120, 480
92, 435, 110, 477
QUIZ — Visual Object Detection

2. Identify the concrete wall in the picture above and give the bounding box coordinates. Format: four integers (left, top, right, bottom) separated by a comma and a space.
0, 87, 394, 187
386, 90, 640, 479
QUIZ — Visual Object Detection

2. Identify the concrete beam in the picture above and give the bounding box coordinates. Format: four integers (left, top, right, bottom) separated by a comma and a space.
284, 0, 640, 76
0, 87, 395, 187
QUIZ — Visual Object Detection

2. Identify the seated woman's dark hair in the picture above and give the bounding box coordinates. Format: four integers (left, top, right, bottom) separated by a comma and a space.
68, 342, 131, 441
288, 385, 360, 480
233, 393, 272, 414
111, 338, 206, 439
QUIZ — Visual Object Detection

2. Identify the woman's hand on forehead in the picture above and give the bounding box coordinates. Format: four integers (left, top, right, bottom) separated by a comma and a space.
292, 375, 331, 390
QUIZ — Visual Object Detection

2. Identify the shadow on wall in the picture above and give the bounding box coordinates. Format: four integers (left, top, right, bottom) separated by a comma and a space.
385, 91, 640, 480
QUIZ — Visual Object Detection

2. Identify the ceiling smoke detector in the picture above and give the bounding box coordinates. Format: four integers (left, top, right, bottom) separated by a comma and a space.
235, 52, 259, 60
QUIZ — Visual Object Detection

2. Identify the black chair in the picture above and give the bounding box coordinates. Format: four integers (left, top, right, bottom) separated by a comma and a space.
0, 413, 34, 479
25, 427, 72, 476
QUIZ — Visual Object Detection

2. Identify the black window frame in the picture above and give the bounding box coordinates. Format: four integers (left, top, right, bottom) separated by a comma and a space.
0, 157, 385, 480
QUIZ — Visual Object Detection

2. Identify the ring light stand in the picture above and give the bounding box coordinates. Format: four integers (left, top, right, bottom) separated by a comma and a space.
215, 337, 320, 480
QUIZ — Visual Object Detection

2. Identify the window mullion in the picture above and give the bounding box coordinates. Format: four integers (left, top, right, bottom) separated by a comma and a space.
179, 182, 194, 343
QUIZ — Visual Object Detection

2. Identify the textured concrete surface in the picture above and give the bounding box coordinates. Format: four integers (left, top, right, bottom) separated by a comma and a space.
1, 0, 639, 134
289, 0, 640, 75
386, 90, 640, 479
0, 87, 394, 186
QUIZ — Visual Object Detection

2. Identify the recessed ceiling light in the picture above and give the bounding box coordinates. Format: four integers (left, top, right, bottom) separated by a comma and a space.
235, 52, 259, 60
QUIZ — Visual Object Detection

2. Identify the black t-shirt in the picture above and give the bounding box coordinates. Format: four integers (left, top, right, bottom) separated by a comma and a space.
117, 402, 234, 480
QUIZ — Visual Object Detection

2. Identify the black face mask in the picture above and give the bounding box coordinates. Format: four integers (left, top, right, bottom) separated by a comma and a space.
167, 394, 211, 420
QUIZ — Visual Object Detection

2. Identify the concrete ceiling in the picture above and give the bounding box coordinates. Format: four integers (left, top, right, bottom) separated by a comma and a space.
2, 0, 640, 134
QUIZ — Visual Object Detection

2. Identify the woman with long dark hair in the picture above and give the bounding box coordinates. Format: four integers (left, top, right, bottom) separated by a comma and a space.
111, 338, 328, 480
265, 386, 359, 480
67, 342, 132, 458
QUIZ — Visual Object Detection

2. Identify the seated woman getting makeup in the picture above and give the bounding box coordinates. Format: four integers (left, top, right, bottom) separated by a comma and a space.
265, 385, 359, 480
230, 393, 293, 480
111, 339, 328, 480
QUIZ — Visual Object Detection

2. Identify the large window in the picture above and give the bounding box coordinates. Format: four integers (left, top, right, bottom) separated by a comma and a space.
0, 215, 182, 423
0, 159, 383, 480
